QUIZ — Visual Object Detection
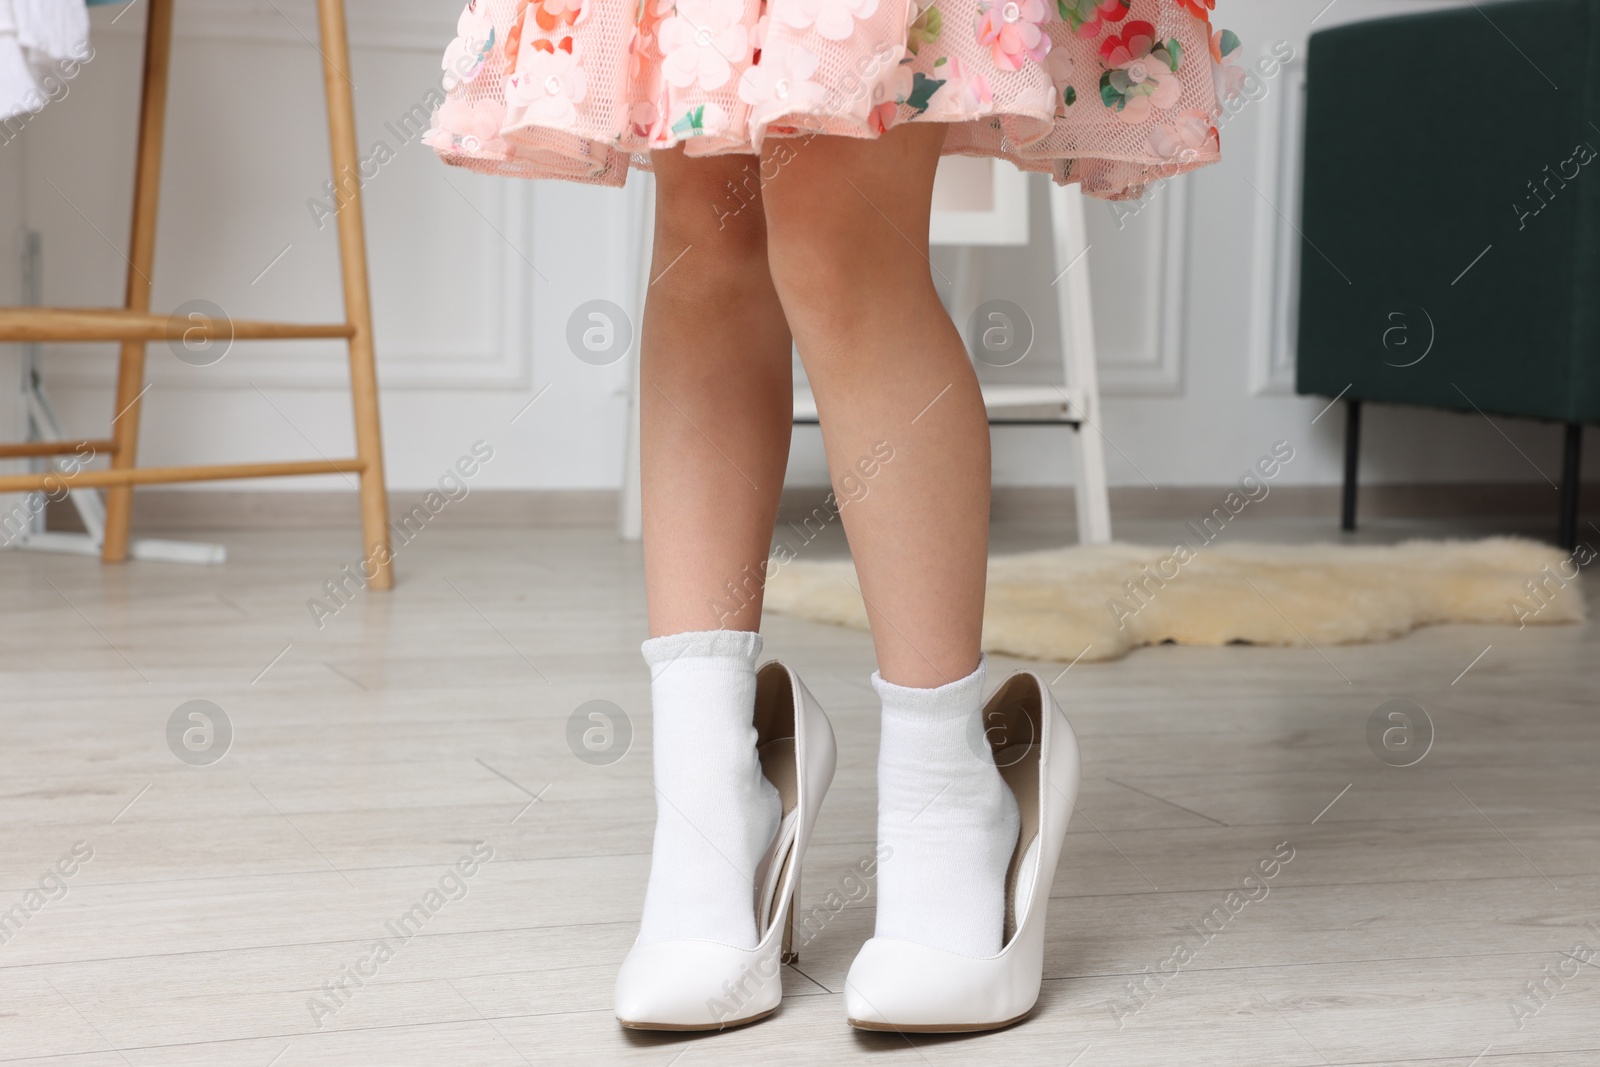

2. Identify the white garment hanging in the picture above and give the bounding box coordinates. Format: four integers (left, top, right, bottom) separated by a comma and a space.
0, 0, 89, 124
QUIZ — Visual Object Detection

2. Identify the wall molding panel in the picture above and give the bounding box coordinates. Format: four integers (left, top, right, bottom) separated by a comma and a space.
40, 179, 536, 392
1092, 175, 1189, 396
1246, 57, 1306, 397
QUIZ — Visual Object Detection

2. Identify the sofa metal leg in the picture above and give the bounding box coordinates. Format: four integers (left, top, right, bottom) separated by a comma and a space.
1558, 422, 1582, 551
1342, 399, 1361, 532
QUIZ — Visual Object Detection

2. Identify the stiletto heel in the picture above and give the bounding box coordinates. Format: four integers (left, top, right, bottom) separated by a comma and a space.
615, 661, 837, 1031
782, 872, 800, 965
844, 671, 1081, 1032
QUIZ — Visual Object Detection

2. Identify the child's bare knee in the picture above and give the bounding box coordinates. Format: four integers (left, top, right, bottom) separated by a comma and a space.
656, 161, 769, 253
766, 220, 876, 322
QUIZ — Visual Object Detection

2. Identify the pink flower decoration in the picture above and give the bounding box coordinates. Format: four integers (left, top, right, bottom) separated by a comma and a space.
425, 97, 507, 154
1149, 108, 1215, 161
507, 48, 588, 127
970, 71, 993, 105
737, 38, 827, 117
1098, 19, 1157, 66
441, 1, 496, 90
542, 0, 586, 20
975, 0, 1050, 72
778, 0, 879, 43
531, 0, 586, 31
627, 25, 655, 80
658, 0, 750, 91
868, 100, 896, 134
1073, 0, 1130, 39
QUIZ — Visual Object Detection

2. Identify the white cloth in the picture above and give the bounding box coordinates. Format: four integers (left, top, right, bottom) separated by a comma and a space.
636, 629, 781, 948
872, 657, 1021, 957
0, 0, 90, 124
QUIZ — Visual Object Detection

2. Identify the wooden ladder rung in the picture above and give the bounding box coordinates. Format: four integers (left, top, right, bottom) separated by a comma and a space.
0, 439, 117, 460
0, 458, 365, 494
0, 308, 355, 342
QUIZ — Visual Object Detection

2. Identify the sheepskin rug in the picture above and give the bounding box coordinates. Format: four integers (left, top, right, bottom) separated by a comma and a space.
762, 538, 1587, 663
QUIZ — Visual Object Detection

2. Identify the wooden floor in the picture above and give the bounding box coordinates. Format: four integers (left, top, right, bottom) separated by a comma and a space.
2, 514, 1597, 1066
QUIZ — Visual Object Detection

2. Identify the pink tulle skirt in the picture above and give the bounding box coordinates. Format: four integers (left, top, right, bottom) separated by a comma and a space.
425, 0, 1239, 199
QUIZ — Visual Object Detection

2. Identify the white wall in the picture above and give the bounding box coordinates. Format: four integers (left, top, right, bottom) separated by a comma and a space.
3, 0, 1591, 496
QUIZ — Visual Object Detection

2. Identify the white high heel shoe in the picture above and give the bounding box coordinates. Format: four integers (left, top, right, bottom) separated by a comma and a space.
844, 670, 1081, 1032
615, 660, 837, 1030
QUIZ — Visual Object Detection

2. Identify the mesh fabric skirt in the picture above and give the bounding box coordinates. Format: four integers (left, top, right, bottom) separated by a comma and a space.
425, 0, 1240, 199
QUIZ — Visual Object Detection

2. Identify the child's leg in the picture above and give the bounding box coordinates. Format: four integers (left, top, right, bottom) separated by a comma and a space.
759, 127, 989, 688
760, 127, 1016, 958
633, 149, 793, 949
642, 149, 794, 637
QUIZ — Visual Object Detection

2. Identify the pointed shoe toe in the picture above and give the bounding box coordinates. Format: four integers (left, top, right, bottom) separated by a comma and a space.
615, 938, 785, 1030
843, 935, 1045, 1032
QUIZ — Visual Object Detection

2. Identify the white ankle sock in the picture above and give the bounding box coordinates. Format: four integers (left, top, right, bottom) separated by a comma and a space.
872, 658, 1020, 957
637, 629, 780, 948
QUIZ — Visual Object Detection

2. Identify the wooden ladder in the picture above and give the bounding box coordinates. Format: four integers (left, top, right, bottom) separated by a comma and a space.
0, 0, 393, 588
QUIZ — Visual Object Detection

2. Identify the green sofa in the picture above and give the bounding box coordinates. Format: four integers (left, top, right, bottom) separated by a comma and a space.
1296, 0, 1598, 548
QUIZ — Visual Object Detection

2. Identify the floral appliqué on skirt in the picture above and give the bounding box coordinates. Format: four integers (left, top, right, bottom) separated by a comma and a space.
425, 0, 1241, 199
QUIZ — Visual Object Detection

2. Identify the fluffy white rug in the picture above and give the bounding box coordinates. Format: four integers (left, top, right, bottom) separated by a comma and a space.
763, 538, 1586, 663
